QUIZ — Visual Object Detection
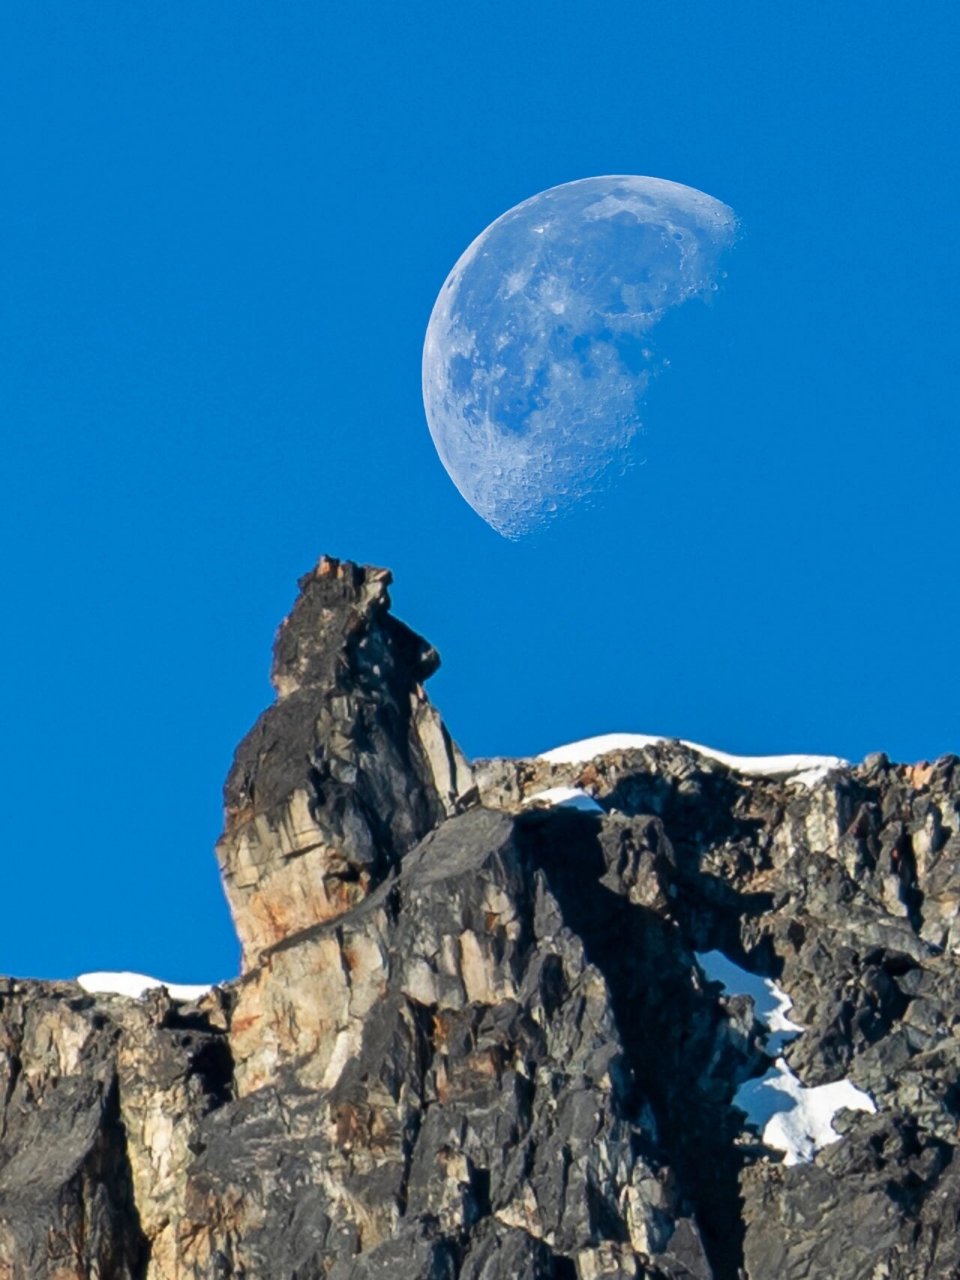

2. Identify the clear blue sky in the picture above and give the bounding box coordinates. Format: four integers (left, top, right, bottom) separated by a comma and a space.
2, 3, 957, 981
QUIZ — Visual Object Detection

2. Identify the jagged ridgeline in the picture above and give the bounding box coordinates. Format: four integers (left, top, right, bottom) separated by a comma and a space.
1, 556, 959, 1279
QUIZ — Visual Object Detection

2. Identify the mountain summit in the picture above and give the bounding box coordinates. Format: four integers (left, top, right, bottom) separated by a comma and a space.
1, 556, 958, 1279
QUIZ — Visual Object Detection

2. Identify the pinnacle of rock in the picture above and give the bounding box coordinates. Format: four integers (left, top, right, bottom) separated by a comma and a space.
217, 555, 473, 968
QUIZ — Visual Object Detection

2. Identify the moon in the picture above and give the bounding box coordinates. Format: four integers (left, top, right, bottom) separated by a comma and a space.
422, 175, 736, 538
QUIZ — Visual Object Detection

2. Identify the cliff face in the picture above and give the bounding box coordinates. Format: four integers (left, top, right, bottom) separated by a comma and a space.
2, 556, 960, 1280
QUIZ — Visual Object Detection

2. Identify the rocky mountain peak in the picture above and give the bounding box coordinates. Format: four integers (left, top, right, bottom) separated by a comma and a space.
1, 558, 959, 1279
269, 556, 438, 700
218, 555, 472, 968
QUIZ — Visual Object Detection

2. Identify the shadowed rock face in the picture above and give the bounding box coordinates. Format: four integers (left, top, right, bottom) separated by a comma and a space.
1, 556, 960, 1279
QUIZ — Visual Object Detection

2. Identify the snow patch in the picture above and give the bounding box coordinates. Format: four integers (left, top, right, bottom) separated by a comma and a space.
538, 733, 845, 786
77, 972, 214, 1002
539, 733, 662, 764
523, 786, 604, 813
789, 765, 836, 788
695, 949, 876, 1164
734, 1059, 876, 1166
696, 950, 802, 1054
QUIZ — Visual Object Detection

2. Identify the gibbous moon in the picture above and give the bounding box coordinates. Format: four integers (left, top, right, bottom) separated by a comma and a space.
422, 175, 736, 538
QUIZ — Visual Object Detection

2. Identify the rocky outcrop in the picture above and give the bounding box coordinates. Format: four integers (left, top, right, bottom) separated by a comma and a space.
217, 557, 473, 968
1, 555, 959, 1279
0, 978, 232, 1279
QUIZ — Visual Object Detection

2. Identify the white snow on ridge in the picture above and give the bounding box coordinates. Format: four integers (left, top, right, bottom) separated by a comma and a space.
522, 786, 604, 813
696, 949, 876, 1165
540, 733, 665, 764
696, 950, 802, 1055
77, 972, 214, 1002
538, 733, 846, 785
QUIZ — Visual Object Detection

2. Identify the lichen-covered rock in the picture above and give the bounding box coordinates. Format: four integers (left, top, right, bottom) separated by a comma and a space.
0, 557, 958, 1279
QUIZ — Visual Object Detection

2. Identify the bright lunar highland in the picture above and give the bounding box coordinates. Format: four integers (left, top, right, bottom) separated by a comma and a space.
422, 175, 737, 537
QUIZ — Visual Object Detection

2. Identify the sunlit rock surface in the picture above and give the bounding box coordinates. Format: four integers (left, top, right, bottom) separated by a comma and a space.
1, 557, 959, 1278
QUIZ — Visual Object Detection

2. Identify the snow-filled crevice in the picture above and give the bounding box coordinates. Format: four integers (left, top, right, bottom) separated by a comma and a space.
696, 950, 876, 1165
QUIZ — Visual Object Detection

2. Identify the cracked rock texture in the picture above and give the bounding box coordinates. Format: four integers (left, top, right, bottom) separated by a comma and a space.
2, 555, 959, 1279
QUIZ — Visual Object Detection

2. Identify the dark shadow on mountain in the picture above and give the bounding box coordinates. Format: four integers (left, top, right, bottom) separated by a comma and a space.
516, 805, 755, 1280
